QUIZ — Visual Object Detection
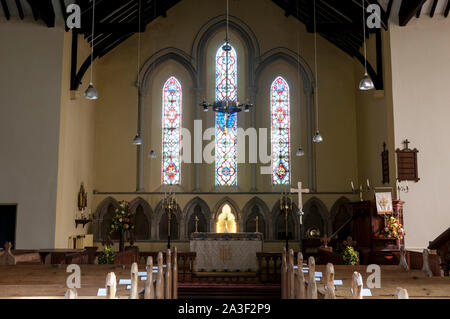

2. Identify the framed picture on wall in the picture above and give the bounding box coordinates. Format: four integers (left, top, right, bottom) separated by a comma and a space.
374, 190, 393, 215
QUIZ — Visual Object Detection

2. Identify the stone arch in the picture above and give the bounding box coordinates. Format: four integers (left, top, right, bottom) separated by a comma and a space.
191, 14, 260, 89
212, 197, 241, 233
153, 200, 182, 241
135, 48, 197, 192
271, 200, 300, 240
255, 48, 315, 191
241, 197, 271, 239
330, 197, 353, 241
303, 197, 330, 238
129, 197, 152, 241
183, 197, 212, 239
139, 48, 197, 95
93, 197, 121, 242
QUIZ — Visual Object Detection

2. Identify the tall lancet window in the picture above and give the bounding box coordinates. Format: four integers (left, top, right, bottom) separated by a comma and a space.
215, 43, 238, 186
271, 76, 291, 185
162, 76, 182, 185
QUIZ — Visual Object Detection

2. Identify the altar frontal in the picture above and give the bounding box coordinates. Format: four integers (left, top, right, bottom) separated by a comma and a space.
190, 233, 263, 272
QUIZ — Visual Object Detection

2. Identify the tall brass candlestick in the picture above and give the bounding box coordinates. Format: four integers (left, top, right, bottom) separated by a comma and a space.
194, 215, 199, 233
255, 215, 259, 233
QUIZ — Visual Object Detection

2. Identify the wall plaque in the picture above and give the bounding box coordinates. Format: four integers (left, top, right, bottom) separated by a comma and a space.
396, 139, 420, 182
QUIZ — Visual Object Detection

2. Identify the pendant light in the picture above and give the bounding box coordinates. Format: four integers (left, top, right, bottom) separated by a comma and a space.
359, 0, 375, 91
149, 150, 157, 159
296, 148, 305, 157
132, 0, 143, 146
295, 3, 305, 157
312, 0, 323, 144
84, 0, 98, 100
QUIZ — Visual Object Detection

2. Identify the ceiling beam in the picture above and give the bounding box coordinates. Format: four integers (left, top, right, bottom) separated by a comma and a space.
1, 0, 10, 20
416, 5, 422, 18
26, 0, 56, 27
445, 0, 450, 18
430, 0, 438, 18
398, 0, 427, 26
15, 0, 24, 20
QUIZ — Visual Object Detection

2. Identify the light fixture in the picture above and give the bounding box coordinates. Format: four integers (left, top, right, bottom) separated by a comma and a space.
312, 0, 323, 144
359, 73, 375, 91
313, 131, 323, 143
199, 0, 253, 125
149, 150, 157, 159
84, 83, 98, 100
133, 0, 142, 146
296, 148, 305, 157
84, 0, 98, 100
133, 134, 142, 146
359, 0, 375, 91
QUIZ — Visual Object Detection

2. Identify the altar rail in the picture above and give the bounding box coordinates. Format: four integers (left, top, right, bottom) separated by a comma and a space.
140, 251, 196, 282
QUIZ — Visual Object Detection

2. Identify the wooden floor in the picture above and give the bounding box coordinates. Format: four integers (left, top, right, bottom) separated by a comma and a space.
0, 265, 449, 299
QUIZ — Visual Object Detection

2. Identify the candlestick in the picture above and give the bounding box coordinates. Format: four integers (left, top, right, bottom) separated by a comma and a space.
351, 181, 355, 192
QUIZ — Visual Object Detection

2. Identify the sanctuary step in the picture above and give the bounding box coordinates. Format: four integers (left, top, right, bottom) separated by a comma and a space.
178, 282, 281, 299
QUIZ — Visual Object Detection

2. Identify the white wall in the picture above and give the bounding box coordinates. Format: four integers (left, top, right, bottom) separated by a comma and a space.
0, 18, 64, 249
389, 17, 450, 250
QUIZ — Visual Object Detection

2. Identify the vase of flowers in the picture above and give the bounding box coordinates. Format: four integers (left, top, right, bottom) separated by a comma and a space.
343, 246, 360, 265
110, 201, 135, 252
377, 214, 406, 239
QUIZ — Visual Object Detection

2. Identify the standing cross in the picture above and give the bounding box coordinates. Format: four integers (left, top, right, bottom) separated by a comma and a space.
291, 181, 310, 224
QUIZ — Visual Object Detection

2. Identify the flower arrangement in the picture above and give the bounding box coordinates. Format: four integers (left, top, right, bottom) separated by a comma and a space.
110, 201, 135, 235
375, 214, 406, 239
98, 246, 115, 264
343, 246, 359, 265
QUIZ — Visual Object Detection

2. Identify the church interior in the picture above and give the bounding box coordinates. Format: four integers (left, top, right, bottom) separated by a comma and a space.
0, 0, 450, 300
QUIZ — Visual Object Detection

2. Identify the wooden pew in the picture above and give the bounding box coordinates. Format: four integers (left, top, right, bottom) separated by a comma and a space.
114, 247, 139, 265
0, 242, 41, 265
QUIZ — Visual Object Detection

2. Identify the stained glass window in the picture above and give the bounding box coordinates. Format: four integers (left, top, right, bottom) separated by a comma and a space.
271, 76, 291, 185
215, 43, 238, 186
162, 76, 182, 185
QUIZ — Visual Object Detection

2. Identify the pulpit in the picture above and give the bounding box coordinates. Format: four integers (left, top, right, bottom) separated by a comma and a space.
190, 233, 263, 272
350, 200, 404, 264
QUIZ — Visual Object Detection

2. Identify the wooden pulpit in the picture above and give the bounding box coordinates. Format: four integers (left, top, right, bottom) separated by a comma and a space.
350, 200, 404, 264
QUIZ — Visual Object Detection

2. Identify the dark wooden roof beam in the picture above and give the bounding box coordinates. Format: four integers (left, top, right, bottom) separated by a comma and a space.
399, 0, 427, 26
445, 0, 450, 17
15, 0, 24, 20
430, 0, 438, 18
26, 0, 56, 27
416, 5, 422, 18
1, 0, 10, 20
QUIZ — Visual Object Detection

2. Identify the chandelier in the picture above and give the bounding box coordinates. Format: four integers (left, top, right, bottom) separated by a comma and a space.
200, 0, 253, 127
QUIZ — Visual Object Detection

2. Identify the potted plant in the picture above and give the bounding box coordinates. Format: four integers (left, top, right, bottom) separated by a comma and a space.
343, 246, 360, 265
98, 246, 115, 264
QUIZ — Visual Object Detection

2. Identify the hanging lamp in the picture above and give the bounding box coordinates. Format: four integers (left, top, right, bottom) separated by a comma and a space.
200, 0, 253, 125
312, 0, 323, 144
132, 0, 143, 145
359, 0, 375, 91
84, 0, 98, 100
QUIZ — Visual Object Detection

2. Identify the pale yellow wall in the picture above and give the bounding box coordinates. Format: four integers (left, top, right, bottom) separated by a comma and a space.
93, 0, 359, 196
54, 30, 97, 248
388, 17, 450, 250
353, 30, 397, 194
0, 18, 64, 249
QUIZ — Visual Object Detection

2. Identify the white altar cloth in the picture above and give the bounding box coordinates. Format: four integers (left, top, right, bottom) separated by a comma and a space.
190, 233, 263, 272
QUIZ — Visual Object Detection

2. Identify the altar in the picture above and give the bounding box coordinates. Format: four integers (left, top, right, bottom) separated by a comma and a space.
190, 233, 263, 272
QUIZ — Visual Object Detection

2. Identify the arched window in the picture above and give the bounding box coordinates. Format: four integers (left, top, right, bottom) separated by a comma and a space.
215, 43, 238, 186
162, 77, 182, 185
271, 76, 291, 185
